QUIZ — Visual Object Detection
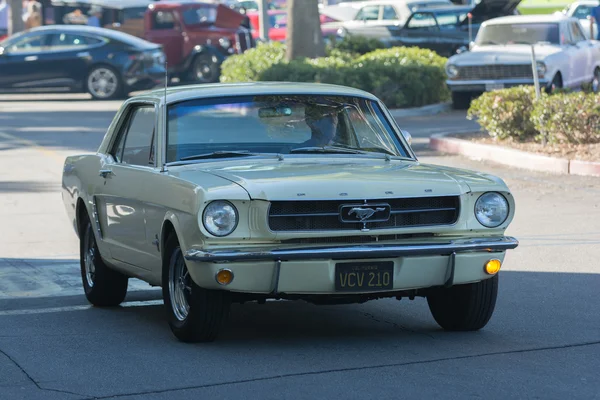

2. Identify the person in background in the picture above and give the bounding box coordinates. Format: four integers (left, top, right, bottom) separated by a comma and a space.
87, 5, 102, 27
24, 0, 42, 29
592, 4, 600, 40
0, 0, 8, 39
63, 8, 88, 24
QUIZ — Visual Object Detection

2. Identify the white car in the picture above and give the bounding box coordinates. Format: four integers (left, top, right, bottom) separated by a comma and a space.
560, 0, 598, 39
445, 14, 600, 109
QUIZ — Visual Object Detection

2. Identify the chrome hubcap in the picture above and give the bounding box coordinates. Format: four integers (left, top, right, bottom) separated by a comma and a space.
169, 248, 192, 321
195, 62, 213, 81
88, 68, 118, 98
83, 226, 96, 288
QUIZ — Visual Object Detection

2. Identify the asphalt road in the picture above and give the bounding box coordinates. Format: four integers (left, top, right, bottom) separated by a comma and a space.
0, 94, 599, 400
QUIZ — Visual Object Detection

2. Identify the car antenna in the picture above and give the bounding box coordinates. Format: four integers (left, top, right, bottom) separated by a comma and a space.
161, 61, 168, 173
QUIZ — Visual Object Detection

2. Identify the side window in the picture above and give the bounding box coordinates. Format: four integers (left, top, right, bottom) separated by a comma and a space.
112, 106, 156, 166
573, 5, 592, 19
6, 34, 49, 53
355, 5, 380, 21
152, 11, 175, 30
570, 22, 587, 42
48, 33, 91, 50
406, 13, 438, 30
382, 6, 398, 20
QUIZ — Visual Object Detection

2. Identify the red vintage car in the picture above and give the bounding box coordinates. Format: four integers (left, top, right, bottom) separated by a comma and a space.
246, 9, 340, 42
144, 1, 253, 83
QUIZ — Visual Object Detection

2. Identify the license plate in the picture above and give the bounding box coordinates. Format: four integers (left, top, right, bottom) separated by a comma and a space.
335, 261, 394, 292
485, 83, 504, 91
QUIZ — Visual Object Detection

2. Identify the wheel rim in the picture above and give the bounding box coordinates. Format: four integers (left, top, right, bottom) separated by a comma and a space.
83, 225, 96, 288
88, 68, 118, 99
195, 59, 214, 83
169, 247, 192, 321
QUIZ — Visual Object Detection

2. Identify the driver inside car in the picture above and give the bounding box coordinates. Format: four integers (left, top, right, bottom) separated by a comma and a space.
300, 104, 341, 147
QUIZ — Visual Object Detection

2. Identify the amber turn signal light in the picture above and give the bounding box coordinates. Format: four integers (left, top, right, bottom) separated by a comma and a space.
484, 259, 502, 275
216, 269, 234, 285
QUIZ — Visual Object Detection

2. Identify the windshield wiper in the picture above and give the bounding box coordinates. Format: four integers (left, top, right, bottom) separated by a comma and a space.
289, 146, 367, 155
180, 151, 256, 161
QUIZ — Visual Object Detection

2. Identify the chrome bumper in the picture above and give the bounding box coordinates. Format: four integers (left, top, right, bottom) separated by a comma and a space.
447, 79, 548, 91
184, 236, 518, 263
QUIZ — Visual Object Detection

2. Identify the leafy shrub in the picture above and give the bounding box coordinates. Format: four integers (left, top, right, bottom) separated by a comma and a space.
219, 41, 286, 83
328, 35, 386, 55
467, 86, 539, 141
220, 43, 449, 108
531, 92, 600, 144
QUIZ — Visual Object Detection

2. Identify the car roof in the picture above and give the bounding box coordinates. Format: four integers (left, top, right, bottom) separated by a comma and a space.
338, 0, 451, 6
415, 4, 473, 13
483, 14, 575, 25
23, 25, 159, 48
136, 82, 380, 105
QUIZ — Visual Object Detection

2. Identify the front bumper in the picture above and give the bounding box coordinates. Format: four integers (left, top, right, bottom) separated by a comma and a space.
124, 66, 165, 92
184, 236, 518, 295
447, 79, 549, 92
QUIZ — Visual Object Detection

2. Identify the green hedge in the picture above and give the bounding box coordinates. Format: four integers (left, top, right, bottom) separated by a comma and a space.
220, 42, 449, 108
468, 87, 600, 144
328, 35, 387, 55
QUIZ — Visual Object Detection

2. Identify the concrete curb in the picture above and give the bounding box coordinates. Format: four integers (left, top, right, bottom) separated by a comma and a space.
429, 133, 600, 177
389, 102, 451, 118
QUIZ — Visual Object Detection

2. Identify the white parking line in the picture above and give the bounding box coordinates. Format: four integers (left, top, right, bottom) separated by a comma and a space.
0, 299, 164, 317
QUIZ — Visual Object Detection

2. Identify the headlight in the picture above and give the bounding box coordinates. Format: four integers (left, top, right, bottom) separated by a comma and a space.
337, 27, 347, 38
219, 37, 231, 48
536, 61, 546, 77
474, 192, 509, 228
203, 201, 238, 237
446, 64, 458, 78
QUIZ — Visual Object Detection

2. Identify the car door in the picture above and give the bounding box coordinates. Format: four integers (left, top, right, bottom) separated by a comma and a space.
563, 20, 592, 87
0, 33, 52, 88
346, 4, 383, 37
42, 32, 100, 87
95, 103, 160, 270
144, 9, 184, 68
394, 12, 442, 53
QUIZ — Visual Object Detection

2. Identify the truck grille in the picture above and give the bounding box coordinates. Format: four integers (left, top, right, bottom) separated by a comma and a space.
268, 196, 460, 232
235, 28, 253, 53
457, 64, 533, 80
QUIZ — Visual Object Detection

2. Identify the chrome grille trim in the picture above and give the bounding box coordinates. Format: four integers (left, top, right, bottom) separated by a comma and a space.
457, 64, 534, 80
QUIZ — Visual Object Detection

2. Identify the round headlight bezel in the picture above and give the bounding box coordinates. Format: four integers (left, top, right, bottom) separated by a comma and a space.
474, 192, 509, 228
446, 64, 458, 78
219, 37, 232, 49
202, 200, 239, 237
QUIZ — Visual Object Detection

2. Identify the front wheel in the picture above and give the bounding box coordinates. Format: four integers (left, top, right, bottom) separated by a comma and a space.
591, 68, 600, 93
86, 66, 123, 100
451, 91, 472, 110
188, 53, 220, 84
80, 214, 128, 306
162, 233, 230, 342
426, 274, 499, 331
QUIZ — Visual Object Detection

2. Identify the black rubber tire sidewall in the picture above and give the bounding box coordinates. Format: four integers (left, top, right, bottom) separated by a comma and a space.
189, 54, 220, 84
451, 91, 472, 110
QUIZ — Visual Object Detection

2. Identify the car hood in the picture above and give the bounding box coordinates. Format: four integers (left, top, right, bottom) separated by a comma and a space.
170, 159, 506, 201
450, 44, 562, 65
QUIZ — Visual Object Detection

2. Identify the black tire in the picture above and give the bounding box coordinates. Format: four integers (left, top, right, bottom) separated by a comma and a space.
162, 233, 230, 342
426, 274, 499, 331
86, 65, 124, 100
80, 213, 128, 307
545, 73, 563, 94
188, 53, 220, 84
591, 68, 600, 93
451, 91, 472, 110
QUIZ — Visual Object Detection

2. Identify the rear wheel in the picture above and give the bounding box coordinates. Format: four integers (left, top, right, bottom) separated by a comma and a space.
189, 53, 220, 84
451, 91, 472, 110
162, 233, 230, 342
86, 66, 123, 100
426, 274, 499, 331
80, 213, 128, 307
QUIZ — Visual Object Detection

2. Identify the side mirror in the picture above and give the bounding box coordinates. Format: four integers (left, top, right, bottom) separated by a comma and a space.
401, 129, 412, 145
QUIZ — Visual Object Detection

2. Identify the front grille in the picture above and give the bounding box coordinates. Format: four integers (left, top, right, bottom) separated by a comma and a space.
268, 196, 460, 232
457, 64, 533, 80
281, 233, 435, 245
235, 28, 253, 54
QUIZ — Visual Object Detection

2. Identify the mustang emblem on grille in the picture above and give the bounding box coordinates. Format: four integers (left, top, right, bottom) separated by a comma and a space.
348, 207, 386, 222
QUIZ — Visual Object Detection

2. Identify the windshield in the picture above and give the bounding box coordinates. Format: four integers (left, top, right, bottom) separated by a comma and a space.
166, 95, 409, 163
476, 23, 560, 45
181, 6, 217, 25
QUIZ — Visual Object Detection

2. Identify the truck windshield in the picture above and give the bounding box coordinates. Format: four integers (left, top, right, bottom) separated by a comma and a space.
181, 6, 217, 25
476, 23, 560, 45
166, 95, 410, 163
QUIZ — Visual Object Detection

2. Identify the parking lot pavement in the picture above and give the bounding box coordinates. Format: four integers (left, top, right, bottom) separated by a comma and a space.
0, 95, 599, 399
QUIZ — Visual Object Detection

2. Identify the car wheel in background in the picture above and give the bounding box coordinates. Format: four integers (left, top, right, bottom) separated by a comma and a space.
80, 213, 129, 307
162, 233, 230, 342
451, 91, 472, 110
591, 68, 600, 93
545, 73, 562, 94
86, 65, 123, 100
426, 274, 498, 331
189, 53, 220, 84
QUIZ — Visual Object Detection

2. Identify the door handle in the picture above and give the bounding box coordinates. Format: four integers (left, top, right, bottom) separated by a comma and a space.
99, 169, 114, 178
24, 55, 38, 61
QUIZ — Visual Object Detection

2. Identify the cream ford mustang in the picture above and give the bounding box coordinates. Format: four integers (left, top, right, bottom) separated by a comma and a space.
62, 82, 518, 342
